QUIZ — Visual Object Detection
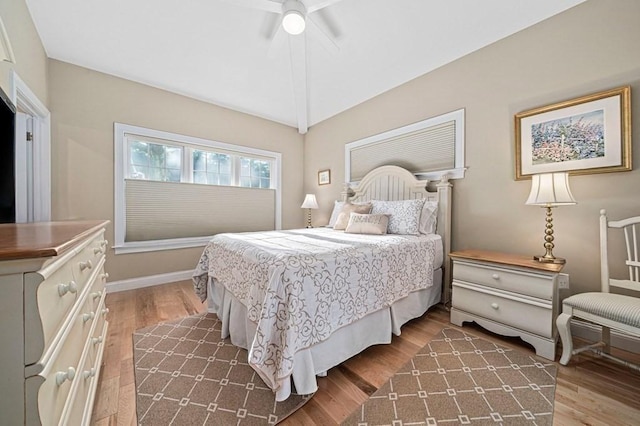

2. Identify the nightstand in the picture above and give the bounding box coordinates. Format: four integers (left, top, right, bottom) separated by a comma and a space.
449, 250, 565, 360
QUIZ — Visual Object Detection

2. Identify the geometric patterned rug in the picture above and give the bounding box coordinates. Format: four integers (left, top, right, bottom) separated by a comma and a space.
133, 313, 313, 425
342, 328, 557, 425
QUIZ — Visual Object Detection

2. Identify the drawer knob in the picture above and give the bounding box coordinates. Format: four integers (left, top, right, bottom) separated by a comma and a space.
491, 274, 500, 280
79, 260, 93, 271
55, 367, 76, 386
93, 247, 103, 255
100, 239, 108, 247
491, 302, 499, 310
92, 336, 104, 345
101, 273, 109, 281
83, 368, 96, 379
58, 281, 78, 297
102, 308, 110, 316
91, 291, 103, 300
82, 311, 96, 323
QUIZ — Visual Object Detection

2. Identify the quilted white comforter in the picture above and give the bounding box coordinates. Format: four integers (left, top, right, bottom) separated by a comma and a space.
192, 227, 440, 392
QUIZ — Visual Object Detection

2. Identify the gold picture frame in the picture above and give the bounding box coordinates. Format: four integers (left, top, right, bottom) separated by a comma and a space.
515, 86, 631, 180
318, 169, 331, 185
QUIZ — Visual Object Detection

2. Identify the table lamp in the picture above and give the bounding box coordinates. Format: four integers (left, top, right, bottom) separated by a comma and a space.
526, 172, 576, 264
300, 194, 318, 228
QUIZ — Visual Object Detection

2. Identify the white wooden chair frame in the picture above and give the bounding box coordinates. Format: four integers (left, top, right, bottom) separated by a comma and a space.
556, 209, 640, 371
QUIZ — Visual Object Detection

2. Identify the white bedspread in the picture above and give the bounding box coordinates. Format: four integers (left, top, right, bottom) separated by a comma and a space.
192, 228, 440, 392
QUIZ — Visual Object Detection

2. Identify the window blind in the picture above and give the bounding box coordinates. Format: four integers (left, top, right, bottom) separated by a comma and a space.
349, 121, 456, 182
125, 179, 275, 242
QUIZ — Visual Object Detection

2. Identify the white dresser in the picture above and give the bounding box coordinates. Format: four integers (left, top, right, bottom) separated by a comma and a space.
450, 250, 564, 360
0, 220, 109, 425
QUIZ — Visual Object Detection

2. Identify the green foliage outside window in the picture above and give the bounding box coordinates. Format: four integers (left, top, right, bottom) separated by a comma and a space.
129, 140, 181, 182
128, 139, 271, 188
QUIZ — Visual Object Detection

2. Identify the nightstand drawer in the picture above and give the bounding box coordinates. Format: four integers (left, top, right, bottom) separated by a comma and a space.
453, 261, 554, 300
452, 282, 554, 338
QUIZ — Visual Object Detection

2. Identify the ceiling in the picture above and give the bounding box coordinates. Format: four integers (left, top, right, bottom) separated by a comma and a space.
25, 0, 585, 134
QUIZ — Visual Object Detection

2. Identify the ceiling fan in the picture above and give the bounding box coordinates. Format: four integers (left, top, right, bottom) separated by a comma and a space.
219, 0, 345, 134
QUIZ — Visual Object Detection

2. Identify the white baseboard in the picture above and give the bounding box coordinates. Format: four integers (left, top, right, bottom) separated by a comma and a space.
106, 269, 194, 293
571, 319, 640, 354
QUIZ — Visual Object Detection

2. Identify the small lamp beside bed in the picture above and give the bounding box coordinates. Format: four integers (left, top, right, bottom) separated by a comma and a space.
301, 193, 319, 228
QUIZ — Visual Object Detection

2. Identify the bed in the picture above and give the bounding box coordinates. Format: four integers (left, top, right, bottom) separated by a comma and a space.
192, 165, 452, 401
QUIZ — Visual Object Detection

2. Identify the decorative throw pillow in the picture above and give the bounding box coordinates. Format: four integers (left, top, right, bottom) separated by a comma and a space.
345, 213, 390, 235
419, 201, 438, 234
333, 202, 372, 230
327, 201, 372, 227
327, 201, 345, 227
371, 199, 425, 235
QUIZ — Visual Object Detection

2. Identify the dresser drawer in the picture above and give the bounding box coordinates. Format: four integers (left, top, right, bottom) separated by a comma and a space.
26, 254, 106, 367
70, 231, 107, 293
453, 260, 555, 300
452, 282, 554, 338
60, 296, 108, 426
25, 229, 107, 366
32, 301, 100, 424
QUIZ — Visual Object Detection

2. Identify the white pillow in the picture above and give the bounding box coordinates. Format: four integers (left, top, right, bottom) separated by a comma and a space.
419, 201, 438, 234
370, 199, 425, 235
327, 201, 344, 227
345, 213, 389, 235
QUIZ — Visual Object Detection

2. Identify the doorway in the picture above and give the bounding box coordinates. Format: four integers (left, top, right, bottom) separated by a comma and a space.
11, 71, 51, 223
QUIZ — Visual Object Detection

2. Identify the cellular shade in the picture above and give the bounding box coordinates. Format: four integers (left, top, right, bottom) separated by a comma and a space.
125, 179, 275, 242
349, 121, 455, 182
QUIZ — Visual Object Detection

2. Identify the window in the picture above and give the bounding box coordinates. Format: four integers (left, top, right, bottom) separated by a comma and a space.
114, 123, 282, 254
240, 157, 271, 188
193, 151, 231, 185
345, 109, 466, 182
128, 140, 182, 182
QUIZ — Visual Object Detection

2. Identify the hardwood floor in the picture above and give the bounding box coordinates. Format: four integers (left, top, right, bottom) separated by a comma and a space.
92, 281, 640, 425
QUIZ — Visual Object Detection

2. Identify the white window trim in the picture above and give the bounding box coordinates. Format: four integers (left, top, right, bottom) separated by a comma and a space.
114, 123, 282, 254
345, 108, 466, 183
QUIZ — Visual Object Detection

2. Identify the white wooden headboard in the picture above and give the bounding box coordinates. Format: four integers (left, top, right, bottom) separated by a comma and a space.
341, 165, 453, 306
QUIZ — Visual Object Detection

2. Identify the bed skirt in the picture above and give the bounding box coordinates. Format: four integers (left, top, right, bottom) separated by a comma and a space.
207, 269, 443, 401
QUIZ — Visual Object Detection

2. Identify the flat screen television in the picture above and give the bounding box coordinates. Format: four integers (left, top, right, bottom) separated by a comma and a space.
0, 85, 16, 223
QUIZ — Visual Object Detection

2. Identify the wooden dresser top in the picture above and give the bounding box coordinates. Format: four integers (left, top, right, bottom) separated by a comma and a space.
450, 249, 564, 273
0, 220, 109, 261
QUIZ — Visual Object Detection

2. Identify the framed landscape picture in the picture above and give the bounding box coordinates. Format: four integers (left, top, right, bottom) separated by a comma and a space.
515, 86, 631, 180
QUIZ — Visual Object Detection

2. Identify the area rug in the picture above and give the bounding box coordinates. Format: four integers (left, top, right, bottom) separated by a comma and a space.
342, 328, 557, 425
133, 313, 312, 425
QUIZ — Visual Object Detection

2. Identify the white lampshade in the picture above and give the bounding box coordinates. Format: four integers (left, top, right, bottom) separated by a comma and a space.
526, 172, 576, 207
282, 0, 306, 35
300, 194, 318, 209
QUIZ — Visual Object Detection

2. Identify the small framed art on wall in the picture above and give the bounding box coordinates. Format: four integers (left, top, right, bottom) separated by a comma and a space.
318, 169, 331, 185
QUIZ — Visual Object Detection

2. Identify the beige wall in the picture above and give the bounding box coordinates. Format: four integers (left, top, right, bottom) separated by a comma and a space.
0, 0, 48, 105
48, 60, 304, 281
4, 0, 639, 291
304, 0, 640, 296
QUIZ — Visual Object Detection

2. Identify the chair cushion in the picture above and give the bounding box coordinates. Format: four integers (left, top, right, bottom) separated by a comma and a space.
563, 292, 640, 328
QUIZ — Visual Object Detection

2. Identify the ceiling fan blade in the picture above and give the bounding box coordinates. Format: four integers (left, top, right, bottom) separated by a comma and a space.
306, 0, 345, 14
287, 33, 308, 134
267, 25, 288, 59
307, 15, 339, 54
217, 0, 281, 14
260, 12, 281, 40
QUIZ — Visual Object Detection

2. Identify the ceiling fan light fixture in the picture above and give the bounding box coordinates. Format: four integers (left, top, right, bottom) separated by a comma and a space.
282, 0, 306, 35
